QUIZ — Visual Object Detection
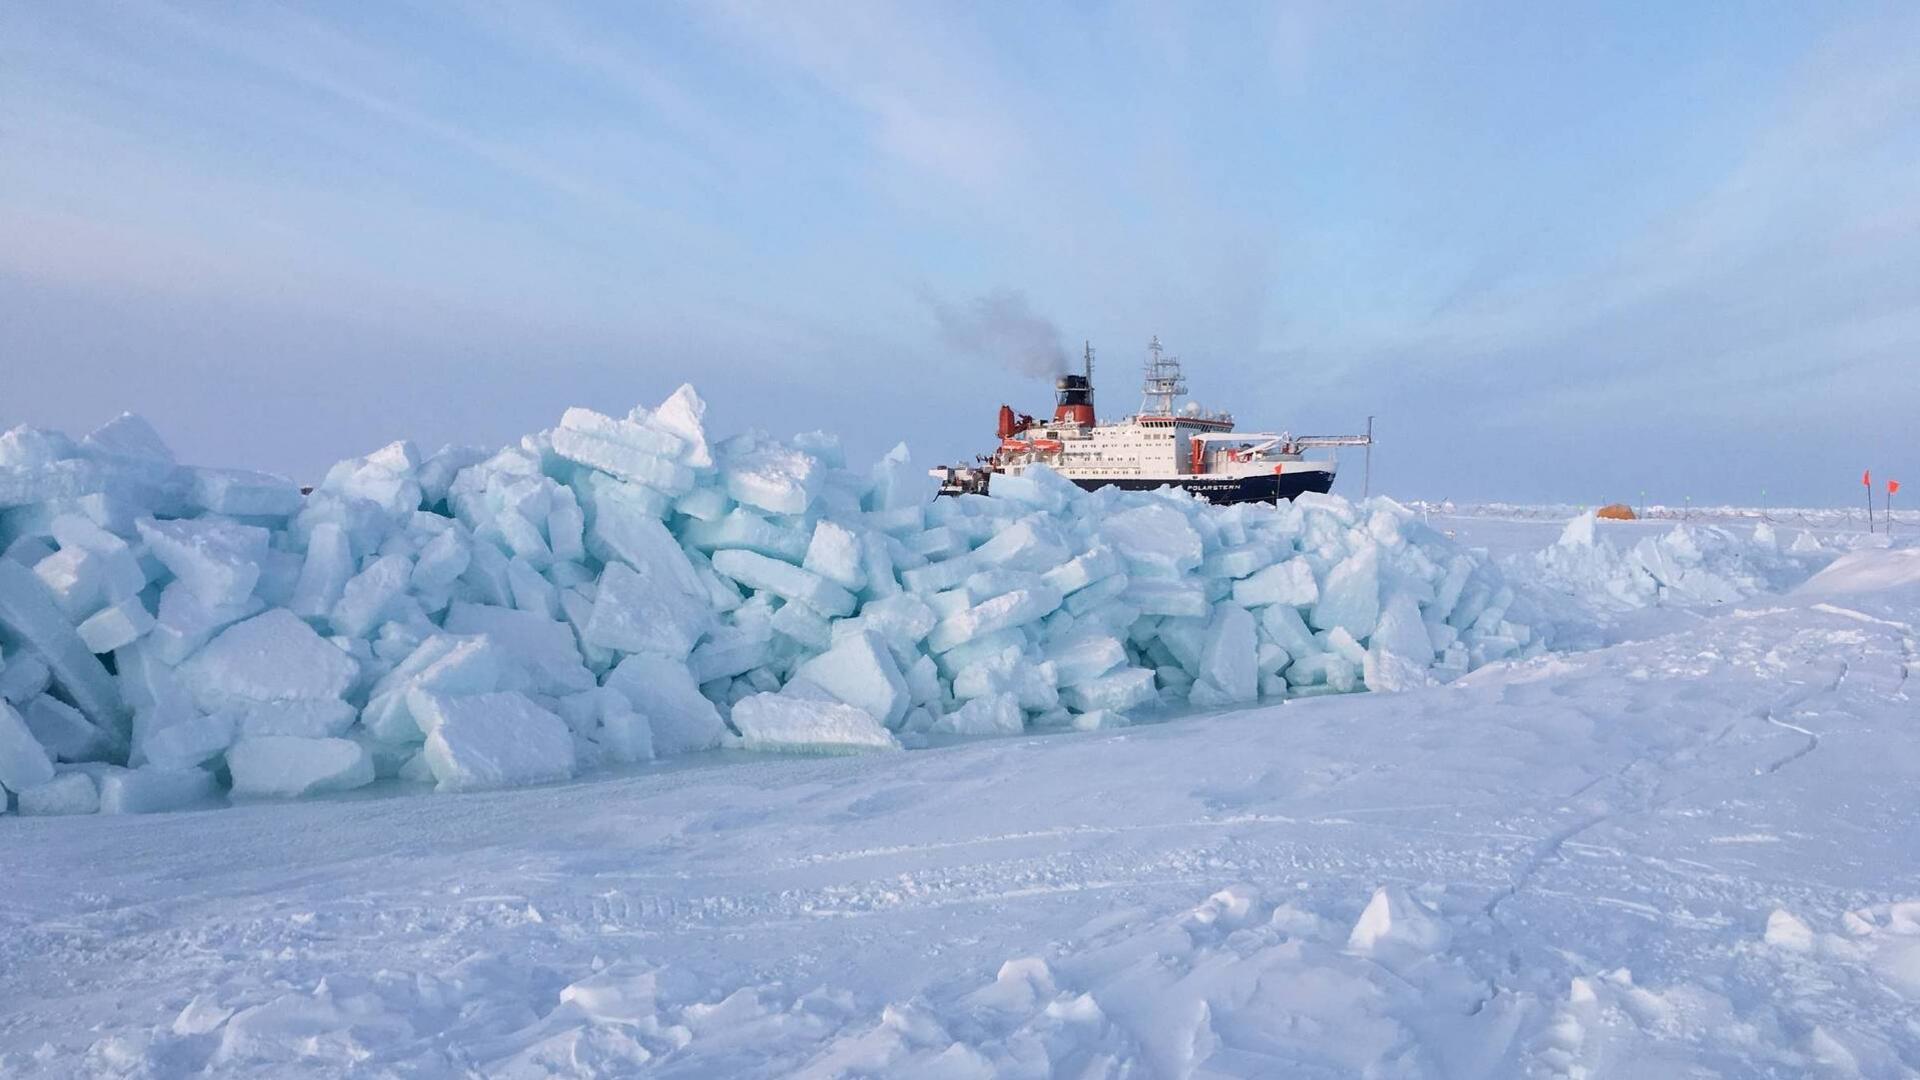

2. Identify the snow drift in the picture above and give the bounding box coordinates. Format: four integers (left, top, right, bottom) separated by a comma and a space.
0, 389, 1537, 813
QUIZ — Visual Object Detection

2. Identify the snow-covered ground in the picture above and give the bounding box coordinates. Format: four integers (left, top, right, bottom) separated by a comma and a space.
5, 521, 1918, 1077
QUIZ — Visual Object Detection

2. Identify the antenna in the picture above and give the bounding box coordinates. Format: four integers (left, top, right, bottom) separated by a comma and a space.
1140, 335, 1187, 416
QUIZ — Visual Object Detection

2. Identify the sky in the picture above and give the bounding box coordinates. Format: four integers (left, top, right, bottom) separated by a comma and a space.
3, 1, 1916, 506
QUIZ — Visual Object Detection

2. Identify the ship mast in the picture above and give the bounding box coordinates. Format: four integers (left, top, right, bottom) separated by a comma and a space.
1083, 340, 1095, 416
1139, 335, 1186, 416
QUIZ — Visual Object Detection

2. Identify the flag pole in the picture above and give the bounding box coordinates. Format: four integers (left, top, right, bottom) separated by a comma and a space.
1865, 470, 1875, 533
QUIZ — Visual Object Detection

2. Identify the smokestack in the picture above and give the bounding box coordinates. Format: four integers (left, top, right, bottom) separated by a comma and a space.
1052, 373, 1094, 427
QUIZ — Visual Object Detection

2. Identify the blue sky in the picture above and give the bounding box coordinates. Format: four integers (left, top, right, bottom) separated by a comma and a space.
4, 1, 1916, 504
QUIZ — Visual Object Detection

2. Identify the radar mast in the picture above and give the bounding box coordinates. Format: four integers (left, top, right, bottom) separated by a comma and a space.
1140, 335, 1186, 416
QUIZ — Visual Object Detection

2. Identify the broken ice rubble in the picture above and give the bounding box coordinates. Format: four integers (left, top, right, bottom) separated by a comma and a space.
0, 394, 1540, 813
1530, 509, 1827, 611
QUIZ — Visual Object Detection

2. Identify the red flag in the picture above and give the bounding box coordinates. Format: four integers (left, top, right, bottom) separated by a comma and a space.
1892, 480, 1902, 495
1864, 469, 1872, 487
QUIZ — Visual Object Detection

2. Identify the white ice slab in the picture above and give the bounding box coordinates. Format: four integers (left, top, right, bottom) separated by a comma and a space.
228, 735, 376, 798
730, 693, 900, 753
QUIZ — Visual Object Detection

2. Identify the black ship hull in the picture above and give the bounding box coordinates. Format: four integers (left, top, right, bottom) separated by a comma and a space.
935, 467, 1336, 505
1066, 471, 1335, 505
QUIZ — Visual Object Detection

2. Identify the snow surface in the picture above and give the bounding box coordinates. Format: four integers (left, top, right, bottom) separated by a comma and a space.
2, 523, 1917, 1076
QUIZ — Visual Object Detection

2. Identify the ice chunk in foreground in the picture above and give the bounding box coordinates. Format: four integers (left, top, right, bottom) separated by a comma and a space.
19, 771, 99, 815
1232, 559, 1318, 609
151, 581, 264, 666
722, 441, 819, 515
972, 517, 1070, 573
419, 691, 576, 792
583, 690, 654, 763
801, 520, 865, 591
21, 695, 111, 761
409, 526, 470, 594
928, 586, 1062, 653
318, 440, 423, 516
288, 522, 354, 620
136, 517, 270, 607
225, 699, 360, 739
1312, 546, 1381, 639
33, 547, 107, 619
793, 631, 909, 729
178, 609, 359, 711
770, 601, 831, 650
1046, 633, 1127, 686
50, 515, 146, 601
551, 408, 692, 493
228, 736, 375, 797
1101, 504, 1203, 574
1363, 593, 1435, 692
1347, 885, 1452, 956
443, 602, 594, 695
1043, 545, 1123, 596
935, 692, 1025, 736
603, 653, 727, 755
0, 700, 58, 793
330, 553, 413, 638
361, 634, 518, 742
1189, 606, 1257, 708
585, 488, 706, 591
77, 595, 154, 654
80, 412, 174, 466
0, 652, 51, 706
710, 549, 856, 617
1763, 908, 1816, 952
0, 559, 126, 723
186, 467, 302, 518
142, 711, 237, 770
584, 558, 709, 661
650, 384, 713, 468
1059, 667, 1158, 714
98, 766, 217, 814
1558, 511, 1598, 548
833, 592, 934, 655
991, 461, 1086, 511
730, 693, 900, 753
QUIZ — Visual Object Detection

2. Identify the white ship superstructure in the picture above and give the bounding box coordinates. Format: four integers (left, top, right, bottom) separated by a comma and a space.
935, 338, 1371, 505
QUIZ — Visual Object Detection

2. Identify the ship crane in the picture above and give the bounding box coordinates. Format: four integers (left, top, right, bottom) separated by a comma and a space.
1191, 431, 1374, 456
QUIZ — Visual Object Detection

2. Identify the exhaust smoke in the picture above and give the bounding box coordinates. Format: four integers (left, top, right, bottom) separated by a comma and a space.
924, 287, 1068, 379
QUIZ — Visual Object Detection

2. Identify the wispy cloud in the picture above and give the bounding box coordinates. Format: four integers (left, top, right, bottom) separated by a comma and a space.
699, 0, 1029, 195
